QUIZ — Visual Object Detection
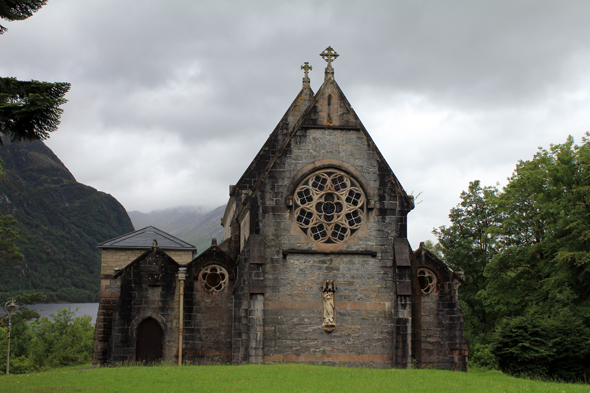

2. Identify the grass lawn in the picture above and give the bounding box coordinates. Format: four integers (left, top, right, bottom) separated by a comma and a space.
0, 364, 586, 393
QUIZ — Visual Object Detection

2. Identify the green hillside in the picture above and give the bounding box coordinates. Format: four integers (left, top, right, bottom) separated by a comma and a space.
0, 139, 134, 302
128, 205, 226, 254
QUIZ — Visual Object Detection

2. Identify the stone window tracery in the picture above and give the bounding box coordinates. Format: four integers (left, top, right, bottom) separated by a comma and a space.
199, 265, 228, 294
294, 169, 365, 243
417, 268, 437, 295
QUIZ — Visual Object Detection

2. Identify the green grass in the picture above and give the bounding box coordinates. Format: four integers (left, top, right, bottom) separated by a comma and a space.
0, 364, 586, 392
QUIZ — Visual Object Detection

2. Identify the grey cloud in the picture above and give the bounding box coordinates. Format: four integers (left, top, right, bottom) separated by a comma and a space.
3, 0, 590, 245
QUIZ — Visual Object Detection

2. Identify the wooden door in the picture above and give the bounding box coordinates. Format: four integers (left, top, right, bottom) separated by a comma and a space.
136, 318, 163, 363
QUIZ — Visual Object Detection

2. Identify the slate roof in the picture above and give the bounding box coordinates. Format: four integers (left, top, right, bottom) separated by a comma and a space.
98, 226, 197, 251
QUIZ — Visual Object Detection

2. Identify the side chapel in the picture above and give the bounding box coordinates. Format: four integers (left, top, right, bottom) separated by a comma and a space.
92, 47, 468, 370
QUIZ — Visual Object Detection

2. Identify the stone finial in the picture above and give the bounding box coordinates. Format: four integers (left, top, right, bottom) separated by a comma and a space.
301, 62, 312, 87
211, 238, 218, 247
151, 239, 158, 249
320, 46, 339, 81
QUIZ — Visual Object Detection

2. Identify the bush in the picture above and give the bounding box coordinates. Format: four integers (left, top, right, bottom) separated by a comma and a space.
470, 343, 497, 370
30, 307, 94, 369
492, 314, 590, 382
2, 306, 94, 374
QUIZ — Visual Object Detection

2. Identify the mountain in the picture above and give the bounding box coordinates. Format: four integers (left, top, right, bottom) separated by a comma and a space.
128, 205, 226, 254
0, 138, 134, 303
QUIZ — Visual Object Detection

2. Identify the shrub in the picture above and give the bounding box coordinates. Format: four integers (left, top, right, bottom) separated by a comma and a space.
29, 307, 94, 369
470, 343, 497, 370
492, 314, 590, 382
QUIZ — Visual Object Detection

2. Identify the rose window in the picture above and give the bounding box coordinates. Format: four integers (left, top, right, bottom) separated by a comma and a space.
417, 268, 437, 295
199, 265, 228, 293
294, 170, 365, 243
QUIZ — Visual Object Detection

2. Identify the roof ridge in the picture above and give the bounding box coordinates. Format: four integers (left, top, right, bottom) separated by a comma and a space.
98, 226, 196, 250
232, 84, 314, 194
243, 78, 413, 209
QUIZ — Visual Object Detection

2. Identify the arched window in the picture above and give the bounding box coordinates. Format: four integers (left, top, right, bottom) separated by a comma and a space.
294, 169, 365, 243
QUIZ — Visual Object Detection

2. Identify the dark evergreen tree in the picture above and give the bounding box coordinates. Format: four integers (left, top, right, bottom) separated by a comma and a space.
0, 1, 70, 285
0, 78, 70, 144
0, 0, 47, 34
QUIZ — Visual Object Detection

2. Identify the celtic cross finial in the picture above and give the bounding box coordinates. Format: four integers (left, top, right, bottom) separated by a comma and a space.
301, 62, 312, 79
320, 46, 339, 67
320, 46, 339, 81
301, 62, 312, 87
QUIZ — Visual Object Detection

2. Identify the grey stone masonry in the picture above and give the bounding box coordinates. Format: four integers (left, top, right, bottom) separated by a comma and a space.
107, 248, 180, 364
95, 52, 468, 371
412, 243, 468, 371
183, 245, 235, 364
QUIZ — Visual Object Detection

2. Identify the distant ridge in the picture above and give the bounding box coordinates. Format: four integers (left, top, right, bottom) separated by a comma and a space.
0, 138, 134, 302
128, 205, 226, 254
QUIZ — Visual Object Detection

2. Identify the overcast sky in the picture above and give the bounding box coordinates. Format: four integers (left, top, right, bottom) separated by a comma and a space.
2, 1, 590, 247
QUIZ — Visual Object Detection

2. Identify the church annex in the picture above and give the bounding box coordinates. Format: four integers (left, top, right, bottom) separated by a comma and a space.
92, 47, 468, 370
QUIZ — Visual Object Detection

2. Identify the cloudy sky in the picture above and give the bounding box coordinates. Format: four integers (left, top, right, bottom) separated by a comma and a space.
2, 1, 590, 246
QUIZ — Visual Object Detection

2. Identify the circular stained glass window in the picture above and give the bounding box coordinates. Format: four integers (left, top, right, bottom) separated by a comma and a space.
294, 170, 365, 243
199, 265, 228, 293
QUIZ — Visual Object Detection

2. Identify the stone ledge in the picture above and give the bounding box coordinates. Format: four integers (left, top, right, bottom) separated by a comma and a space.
282, 249, 377, 258
264, 354, 392, 362
265, 301, 391, 311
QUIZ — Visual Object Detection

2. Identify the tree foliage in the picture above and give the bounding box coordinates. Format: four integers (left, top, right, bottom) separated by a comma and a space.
433, 180, 500, 346
0, 0, 47, 34
1, 305, 94, 374
0, 78, 70, 145
0, 213, 23, 263
434, 134, 590, 381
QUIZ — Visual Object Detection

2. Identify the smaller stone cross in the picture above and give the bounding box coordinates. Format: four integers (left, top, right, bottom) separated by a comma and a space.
320, 46, 339, 68
301, 62, 312, 78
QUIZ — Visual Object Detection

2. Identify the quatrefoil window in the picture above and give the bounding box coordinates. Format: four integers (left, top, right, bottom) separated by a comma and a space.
294, 170, 365, 243
199, 265, 228, 293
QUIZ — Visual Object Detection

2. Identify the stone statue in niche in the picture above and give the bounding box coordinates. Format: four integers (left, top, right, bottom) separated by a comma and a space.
322, 279, 336, 333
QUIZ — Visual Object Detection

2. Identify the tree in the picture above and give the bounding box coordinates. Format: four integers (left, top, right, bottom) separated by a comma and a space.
1, 0, 70, 144
0, 0, 69, 275
0, 78, 70, 144
0, 0, 47, 35
0, 214, 23, 262
433, 180, 500, 347
435, 134, 590, 380
485, 134, 590, 320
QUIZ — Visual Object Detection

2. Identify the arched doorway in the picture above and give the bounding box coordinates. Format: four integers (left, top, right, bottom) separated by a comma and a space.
136, 317, 163, 363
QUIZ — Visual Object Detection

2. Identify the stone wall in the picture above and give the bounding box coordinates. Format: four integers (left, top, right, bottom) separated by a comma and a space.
100, 248, 193, 274
245, 125, 412, 367
92, 275, 120, 365
182, 252, 234, 364
108, 249, 180, 364
412, 245, 468, 371
263, 253, 394, 366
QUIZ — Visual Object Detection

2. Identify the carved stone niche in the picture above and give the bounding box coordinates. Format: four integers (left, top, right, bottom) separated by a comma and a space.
322, 279, 336, 333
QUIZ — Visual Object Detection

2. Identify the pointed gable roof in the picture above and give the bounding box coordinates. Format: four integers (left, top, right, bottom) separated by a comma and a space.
413, 242, 465, 283
232, 80, 314, 195
113, 245, 180, 278
98, 226, 196, 251
233, 48, 414, 210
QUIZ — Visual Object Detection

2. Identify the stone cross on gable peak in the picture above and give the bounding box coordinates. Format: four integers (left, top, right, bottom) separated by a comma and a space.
301, 62, 312, 86
320, 46, 339, 81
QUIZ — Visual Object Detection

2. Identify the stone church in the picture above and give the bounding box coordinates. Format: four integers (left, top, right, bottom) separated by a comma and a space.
92, 47, 468, 370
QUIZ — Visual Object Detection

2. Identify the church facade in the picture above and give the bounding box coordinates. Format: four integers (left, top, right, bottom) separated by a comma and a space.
92, 47, 468, 370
